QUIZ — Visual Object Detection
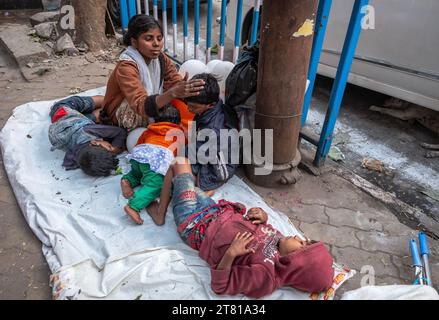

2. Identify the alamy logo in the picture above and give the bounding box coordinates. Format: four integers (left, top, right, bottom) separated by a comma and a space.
59, 5, 75, 30
165, 122, 275, 176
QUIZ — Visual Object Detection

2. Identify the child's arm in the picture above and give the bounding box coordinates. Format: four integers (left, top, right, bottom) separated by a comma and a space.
245, 208, 268, 225
217, 232, 255, 271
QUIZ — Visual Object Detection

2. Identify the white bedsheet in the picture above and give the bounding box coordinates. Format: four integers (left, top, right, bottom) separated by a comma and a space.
0, 88, 328, 300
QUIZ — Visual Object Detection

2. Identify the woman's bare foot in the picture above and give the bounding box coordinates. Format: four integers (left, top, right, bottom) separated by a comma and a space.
121, 179, 134, 199
146, 201, 165, 226
124, 205, 144, 225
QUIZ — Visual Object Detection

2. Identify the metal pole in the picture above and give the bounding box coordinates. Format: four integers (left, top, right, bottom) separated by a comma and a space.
219, 0, 227, 60
144, 0, 150, 15
301, 0, 333, 126
250, 0, 261, 46
172, 0, 178, 57
233, 0, 244, 63
128, 0, 137, 18
419, 232, 432, 286
246, 0, 318, 187
206, 0, 213, 63
136, 0, 141, 14
314, 0, 369, 166
153, 0, 158, 20
183, 0, 189, 61
120, 0, 130, 31
194, 0, 200, 59
162, 0, 168, 52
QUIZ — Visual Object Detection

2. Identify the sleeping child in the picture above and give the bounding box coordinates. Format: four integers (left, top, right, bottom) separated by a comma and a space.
48, 96, 126, 176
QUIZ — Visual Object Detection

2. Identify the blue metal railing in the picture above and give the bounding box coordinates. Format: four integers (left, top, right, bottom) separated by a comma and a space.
301, 0, 369, 166
119, 0, 368, 167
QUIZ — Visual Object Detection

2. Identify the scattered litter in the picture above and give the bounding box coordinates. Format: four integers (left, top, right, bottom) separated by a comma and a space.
328, 146, 345, 162
421, 189, 439, 202
26, 134, 32, 139
134, 294, 142, 300
362, 158, 384, 173
69, 87, 82, 94
32, 68, 51, 76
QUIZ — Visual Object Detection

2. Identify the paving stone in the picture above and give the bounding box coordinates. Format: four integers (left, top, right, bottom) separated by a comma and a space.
332, 246, 400, 279
0, 24, 49, 66
356, 230, 417, 256
289, 203, 329, 224
326, 207, 383, 231
300, 222, 360, 248
0, 184, 17, 205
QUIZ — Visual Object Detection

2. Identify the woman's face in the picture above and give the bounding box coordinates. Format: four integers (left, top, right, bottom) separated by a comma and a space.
132, 28, 163, 61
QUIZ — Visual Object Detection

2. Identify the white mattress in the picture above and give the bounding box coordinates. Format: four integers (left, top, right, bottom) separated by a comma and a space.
0, 87, 344, 300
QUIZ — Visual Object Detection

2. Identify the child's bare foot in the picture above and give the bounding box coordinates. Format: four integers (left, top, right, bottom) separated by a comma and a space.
124, 205, 144, 225
146, 201, 165, 226
121, 179, 134, 199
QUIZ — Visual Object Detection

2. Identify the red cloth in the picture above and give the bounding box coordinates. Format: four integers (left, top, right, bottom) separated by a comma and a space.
199, 204, 334, 298
51, 107, 68, 123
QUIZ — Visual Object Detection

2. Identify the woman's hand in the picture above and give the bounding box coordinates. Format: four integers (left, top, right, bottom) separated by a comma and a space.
246, 207, 268, 225
227, 232, 255, 258
90, 140, 116, 153
169, 72, 205, 99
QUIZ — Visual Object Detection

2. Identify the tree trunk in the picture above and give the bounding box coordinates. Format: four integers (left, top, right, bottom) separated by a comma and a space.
72, 0, 108, 52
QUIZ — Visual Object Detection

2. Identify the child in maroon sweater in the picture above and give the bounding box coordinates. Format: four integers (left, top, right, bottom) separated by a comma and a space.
146, 158, 334, 298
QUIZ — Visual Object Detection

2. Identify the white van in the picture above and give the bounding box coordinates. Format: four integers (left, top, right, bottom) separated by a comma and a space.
226, 0, 439, 112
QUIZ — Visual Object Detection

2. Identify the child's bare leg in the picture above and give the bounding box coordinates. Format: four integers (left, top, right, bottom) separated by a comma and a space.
146, 158, 193, 226
121, 179, 134, 199
145, 201, 164, 226
91, 95, 105, 108
124, 205, 144, 225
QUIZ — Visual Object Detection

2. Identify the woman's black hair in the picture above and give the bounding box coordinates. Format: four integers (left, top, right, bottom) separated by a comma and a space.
123, 14, 163, 47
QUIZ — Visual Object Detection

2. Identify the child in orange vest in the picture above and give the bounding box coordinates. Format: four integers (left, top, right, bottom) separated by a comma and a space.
121, 104, 184, 225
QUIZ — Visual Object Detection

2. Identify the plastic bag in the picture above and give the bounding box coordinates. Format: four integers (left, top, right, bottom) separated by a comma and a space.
225, 41, 259, 108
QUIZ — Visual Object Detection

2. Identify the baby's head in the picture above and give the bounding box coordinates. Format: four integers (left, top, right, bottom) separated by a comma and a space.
78, 145, 119, 177
184, 73, 220, 115
156, 104, 181, 125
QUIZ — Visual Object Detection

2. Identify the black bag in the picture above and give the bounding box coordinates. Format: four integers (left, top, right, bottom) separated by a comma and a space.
225, 41, 259, 108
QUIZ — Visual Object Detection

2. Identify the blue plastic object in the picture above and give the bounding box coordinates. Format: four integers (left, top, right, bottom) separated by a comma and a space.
410, 239, 422, 267
419, 232, 429, 256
